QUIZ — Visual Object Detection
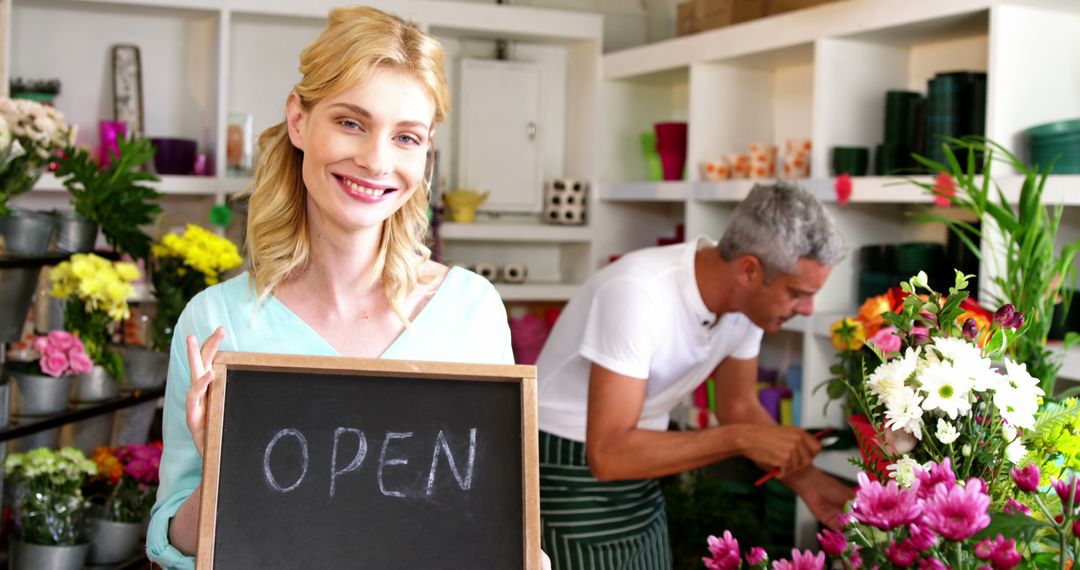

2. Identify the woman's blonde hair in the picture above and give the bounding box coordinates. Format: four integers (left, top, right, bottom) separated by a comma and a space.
243, 6, 450, 324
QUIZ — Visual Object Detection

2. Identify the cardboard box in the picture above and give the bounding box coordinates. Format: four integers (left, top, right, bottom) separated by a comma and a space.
677, 1, 696, 36
683, 0, 768, 35
767, 0, 838, 16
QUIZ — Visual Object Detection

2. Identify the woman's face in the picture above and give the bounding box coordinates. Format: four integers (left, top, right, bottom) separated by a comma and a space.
287, 67, 435, 233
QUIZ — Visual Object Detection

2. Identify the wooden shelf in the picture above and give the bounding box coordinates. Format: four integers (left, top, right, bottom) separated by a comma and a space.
34, 173, 224, 197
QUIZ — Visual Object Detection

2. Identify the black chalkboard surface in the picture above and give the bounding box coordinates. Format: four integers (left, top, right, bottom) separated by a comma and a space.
197, 352, 539, 570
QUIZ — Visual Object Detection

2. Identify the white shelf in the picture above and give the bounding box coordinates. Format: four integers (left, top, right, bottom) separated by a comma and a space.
600, 181, 690, 202
495, 283, 578, 302
34, 173, 224, 197
439, 222, 591, 243
603, 0, 996, 80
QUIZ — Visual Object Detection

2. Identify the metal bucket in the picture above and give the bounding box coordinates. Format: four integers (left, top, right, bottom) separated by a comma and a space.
0, 209, 56, 342
8, 367, 73, 416
118, 345, 168, 390
8, 538, 89, 570
71, 365, 119, 402
53, 210, 97, 253
87, 516, 142, 564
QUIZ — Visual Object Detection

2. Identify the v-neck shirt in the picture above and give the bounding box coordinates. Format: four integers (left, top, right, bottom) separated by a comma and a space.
147, 268, 512, 569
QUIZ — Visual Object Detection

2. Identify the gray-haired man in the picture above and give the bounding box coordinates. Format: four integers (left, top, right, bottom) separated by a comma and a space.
536, 182, 854, 570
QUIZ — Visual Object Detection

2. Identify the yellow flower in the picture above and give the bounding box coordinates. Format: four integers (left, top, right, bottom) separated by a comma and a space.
115, 262, 140, 282
830, 317, 866, 351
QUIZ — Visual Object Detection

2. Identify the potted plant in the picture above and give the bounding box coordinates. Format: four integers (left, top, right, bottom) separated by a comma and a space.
84, 443, 162, 564
121, 224, 242, 388
4, 330, 95, 416
4, 447, 98, 570
54, 134, 162, 256
0, 97, 75, 342
910, 136, 1080, 397
48, 253, 139, 401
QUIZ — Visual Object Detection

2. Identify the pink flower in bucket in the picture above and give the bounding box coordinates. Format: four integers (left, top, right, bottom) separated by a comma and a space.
33, 331, 93, 377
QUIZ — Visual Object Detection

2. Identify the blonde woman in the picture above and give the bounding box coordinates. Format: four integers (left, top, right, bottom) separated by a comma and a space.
146, 7, 539, 568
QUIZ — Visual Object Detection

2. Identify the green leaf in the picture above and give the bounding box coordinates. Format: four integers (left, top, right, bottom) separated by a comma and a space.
1065, 332, 1080, 351
826, 379, 848, 400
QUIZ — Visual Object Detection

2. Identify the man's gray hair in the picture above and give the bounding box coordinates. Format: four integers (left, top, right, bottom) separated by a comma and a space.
717, 182, 846, 278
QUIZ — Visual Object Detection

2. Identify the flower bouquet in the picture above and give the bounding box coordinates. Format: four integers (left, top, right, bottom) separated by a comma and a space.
4, 447, 97, 545
49, 253, 140, 381
7, 330, 94, 378
0, 97, 75, 218
148, 224, 242, 351
86, 443, 162, 522
840, 272, 1038, 495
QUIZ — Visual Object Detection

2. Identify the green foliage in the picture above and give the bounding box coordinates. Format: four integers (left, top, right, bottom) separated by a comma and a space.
56, 135, 162, 259
149, 254, 209, 352
911, 137, 1080, 397
4, 448, 96, 545
62, 298, 124, 382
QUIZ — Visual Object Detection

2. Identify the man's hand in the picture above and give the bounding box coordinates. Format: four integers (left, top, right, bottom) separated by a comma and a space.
783, 469, 854, 530
737, 425, 821, 478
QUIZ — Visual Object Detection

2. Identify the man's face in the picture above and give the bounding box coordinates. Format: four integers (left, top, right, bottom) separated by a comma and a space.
743, 258, 831, 333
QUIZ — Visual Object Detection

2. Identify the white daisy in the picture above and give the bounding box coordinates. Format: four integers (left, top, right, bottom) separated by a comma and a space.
919, 361, 974, 419
885, 386, 925, 440
935, 418, 960, 445
1005, 438, 1028, 464
867, 347, 920, 402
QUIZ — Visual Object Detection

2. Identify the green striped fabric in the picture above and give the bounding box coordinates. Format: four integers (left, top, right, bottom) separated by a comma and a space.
539, 431, 672, 570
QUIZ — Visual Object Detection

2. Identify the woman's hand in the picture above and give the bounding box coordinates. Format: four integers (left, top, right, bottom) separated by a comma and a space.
185, 326, 226, 457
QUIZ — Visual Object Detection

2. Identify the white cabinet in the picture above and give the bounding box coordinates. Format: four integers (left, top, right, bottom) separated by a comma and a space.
4, 0, 603, 300
458, 59, 543, 213
598, 0, 1080, 548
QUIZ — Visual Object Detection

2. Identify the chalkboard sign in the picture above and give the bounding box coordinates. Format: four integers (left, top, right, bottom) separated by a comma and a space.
196, 352, 539, 569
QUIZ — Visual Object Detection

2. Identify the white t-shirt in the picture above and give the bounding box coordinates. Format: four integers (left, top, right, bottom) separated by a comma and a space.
536, 237, 764, 442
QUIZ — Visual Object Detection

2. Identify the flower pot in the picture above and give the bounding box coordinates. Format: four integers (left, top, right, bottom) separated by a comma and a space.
53, 210, 98, 253
86, 516, 142, 564
0, 209, 56, 342
112, 401, 156, 445
8, 537, 89, 570
117, 345, 168, 390
7, 367, 72, 416
71, 365, 119, 402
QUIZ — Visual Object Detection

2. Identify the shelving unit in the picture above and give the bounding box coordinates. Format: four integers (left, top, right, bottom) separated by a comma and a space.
3, 0, 604, 302
598, 0, 1080, 548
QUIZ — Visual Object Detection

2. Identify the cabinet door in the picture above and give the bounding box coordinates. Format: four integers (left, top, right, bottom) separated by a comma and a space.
458, 59, 543, 213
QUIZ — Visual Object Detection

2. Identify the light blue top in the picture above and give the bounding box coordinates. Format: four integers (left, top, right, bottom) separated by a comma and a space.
146, 269, 513, 569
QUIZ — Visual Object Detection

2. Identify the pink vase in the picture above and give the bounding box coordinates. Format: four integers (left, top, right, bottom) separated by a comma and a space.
654, 122, 688, 181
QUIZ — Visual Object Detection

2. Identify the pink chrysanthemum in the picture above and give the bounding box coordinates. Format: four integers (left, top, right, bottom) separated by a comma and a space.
885, 540, 920, 566
914, 458, 957, 499
918, 558, 948, 570
1003, 498, 1032, 516
907, 522, 937, 552
1053, 477, 1080, 507
816, 529, 846, 557
746, 547, 768, 566
771, 549, 825, 570
1010, 463, 1040, 493
704, 531, 741, 570
922, 480, 991, 541
851, 472, 922, 531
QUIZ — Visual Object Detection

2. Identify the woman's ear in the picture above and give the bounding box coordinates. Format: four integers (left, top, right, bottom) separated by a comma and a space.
285, 92, 306, 150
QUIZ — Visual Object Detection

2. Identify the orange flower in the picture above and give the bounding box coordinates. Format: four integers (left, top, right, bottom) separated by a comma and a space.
857, 294, 893, 337
92, 446, 122, 484
831, 318, 866, 351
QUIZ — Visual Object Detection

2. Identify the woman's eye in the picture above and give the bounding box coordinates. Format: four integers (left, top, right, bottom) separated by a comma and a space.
396, 134, 421, 146
339, 119, 361, 130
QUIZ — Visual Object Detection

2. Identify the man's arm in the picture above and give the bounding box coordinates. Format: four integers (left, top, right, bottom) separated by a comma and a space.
584, 361, 820, 481
712, 356, 853, 529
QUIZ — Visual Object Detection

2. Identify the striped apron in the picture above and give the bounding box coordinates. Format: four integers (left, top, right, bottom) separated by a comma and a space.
539, 431, 672, 570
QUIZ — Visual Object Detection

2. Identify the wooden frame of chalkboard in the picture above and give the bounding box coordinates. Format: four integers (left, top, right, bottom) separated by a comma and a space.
196, 352, 539, 569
